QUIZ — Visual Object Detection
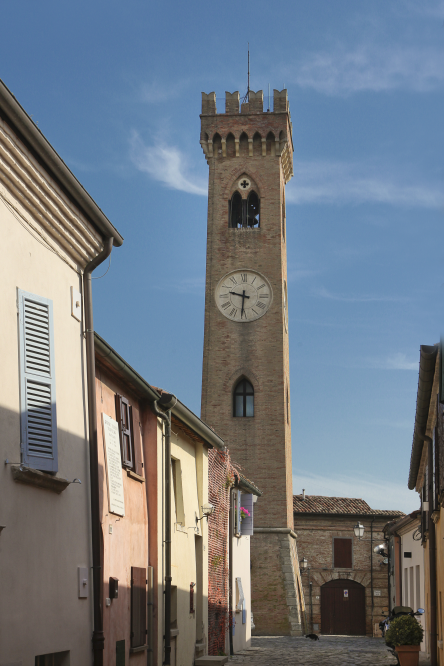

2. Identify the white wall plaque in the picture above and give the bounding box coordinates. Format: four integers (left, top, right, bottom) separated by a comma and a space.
102, 414, 125, 516
374, 590, 381, 596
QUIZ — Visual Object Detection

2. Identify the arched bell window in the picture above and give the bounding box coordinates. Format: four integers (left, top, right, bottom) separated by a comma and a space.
233, 379, 254, 417
229, 191, 243, 229
229, 190, 260, 229
247, 191, 260, 228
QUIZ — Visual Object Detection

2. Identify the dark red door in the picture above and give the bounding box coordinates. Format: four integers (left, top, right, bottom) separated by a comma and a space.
321, 579, 366, 635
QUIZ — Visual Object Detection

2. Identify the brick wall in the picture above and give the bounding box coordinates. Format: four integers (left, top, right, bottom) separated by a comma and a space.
294, 514, 392, 636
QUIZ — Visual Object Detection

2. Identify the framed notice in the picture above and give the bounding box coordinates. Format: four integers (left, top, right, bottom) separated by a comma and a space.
102, 413, 125, 516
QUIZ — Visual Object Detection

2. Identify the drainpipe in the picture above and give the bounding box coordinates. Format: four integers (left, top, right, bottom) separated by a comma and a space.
370, 517, 374, 631
84, 237, 113, 666
228, 489, 234, 656
424, 434, 437, 666
152, 394, 177, 666
309, 573, 313, 633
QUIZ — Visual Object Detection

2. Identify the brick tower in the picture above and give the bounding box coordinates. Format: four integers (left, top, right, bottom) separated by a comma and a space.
200, 89, 304, 635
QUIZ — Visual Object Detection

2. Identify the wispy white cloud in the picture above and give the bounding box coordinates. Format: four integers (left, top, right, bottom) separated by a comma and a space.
401, 0, 444, 19
139, 79, 190, 104
153, 276, 205, 295
366, 352, 419, 371
314, 286, 408, 303
287, 265, 318, 282
130, 132, 207, 196
291, 43, 444, 95
286, 160, 444, 208
292, 470, 419, 513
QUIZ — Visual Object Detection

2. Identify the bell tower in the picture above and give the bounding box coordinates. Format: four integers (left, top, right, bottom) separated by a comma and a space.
200, 89, 304, 635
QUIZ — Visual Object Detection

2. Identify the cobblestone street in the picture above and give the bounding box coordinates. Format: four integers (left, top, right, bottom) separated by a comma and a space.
229, 636, 431, 666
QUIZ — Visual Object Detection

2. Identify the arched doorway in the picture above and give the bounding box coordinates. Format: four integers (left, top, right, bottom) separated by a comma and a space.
321, 579, 366, 635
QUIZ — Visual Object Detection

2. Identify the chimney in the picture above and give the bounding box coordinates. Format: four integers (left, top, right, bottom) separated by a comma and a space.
302, 489, 305, 501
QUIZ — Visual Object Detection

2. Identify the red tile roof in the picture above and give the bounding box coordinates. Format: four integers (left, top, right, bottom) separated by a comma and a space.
293, 494, 404, 517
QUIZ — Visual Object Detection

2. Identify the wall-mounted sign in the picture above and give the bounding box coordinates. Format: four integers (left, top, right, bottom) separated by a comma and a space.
103, 413, 125, 516
344, 589, 348, 598
374, 590, 381, 596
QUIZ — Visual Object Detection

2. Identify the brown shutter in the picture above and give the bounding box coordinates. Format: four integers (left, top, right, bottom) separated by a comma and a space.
131, 405, 143, 477
334, 538, 352, 568
131, 566, 147, 648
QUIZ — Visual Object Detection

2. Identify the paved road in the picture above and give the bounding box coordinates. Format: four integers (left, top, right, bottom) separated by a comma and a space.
229, 635, 431, 665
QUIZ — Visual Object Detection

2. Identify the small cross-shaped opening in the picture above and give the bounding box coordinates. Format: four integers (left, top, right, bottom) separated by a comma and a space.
240, 179, 249, 189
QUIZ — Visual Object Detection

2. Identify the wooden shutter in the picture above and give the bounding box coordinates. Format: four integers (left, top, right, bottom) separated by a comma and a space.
115, 394, 133, 468
131, 566, 147, 648
334, 538, 353, 568
240, 493, 254, 536
18, 289, 57, 473
131, 405, 143, 477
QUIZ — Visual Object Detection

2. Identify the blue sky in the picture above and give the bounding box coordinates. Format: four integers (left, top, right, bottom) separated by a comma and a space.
3, 0, 443, 511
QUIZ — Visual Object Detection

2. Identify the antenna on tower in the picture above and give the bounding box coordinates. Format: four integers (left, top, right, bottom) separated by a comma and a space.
241, 44, 250, 104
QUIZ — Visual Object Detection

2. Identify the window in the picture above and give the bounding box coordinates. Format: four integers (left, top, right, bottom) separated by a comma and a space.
35, 652, 70, 666
171, 457, 185, 525
115, 396, 143, 475
233, 379, 254, 417
229, 190, 260, 229
131, 567, 147, 649
18, 289, 58, 473
333, 538, 352, 568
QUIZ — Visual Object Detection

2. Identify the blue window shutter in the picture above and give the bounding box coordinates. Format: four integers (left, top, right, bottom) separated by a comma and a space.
18, 289, 58, 473
241, 493, 254, 536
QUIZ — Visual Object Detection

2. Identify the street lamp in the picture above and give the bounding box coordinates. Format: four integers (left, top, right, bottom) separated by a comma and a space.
300, 557, 308, 570
196, 503, 215, 524
353, 522, 365, 540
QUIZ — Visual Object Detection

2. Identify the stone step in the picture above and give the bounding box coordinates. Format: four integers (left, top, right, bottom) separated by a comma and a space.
195, 657, 228, 666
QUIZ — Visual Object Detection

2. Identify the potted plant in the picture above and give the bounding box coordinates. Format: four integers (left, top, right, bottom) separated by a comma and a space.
385, 615, 424, 666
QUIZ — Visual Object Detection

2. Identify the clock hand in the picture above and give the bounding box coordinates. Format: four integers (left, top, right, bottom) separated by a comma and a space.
241, 289, 246, 317
229, 291, 250, 299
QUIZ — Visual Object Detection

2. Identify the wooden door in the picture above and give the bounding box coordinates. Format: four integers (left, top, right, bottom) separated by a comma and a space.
321, 579, 366, 635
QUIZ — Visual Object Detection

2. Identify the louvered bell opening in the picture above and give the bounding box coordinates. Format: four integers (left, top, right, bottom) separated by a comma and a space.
26, 379, 54, 457
24, 300, 51, 376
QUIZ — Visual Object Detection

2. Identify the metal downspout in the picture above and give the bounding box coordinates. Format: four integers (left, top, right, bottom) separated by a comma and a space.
83, 237, 113, 666
152, 395, 177, 666
426, 434, 438, 666
229, 490, 234, 656
370, 517, 374, 631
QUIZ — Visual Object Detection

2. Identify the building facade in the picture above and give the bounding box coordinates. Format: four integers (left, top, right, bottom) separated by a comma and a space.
407, 343, 444, 664
386, 511, 426, 651
95, 333, 224, 666
0, 79, 123, 666
293, 494, 403, 637
200, 88, 303, 635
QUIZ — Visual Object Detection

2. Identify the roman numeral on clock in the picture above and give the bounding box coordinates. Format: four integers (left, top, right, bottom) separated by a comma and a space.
221, 301, 230, 310
256, 302, 266, 310
229, 308, 237, 317
241, 273, 247, 283
229, 276, 237, 285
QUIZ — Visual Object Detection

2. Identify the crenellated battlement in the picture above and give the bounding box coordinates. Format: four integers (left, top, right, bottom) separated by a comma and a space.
200, 89, 293, 183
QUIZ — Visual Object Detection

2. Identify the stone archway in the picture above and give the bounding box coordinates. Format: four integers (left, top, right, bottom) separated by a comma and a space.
321, 579, 366, 636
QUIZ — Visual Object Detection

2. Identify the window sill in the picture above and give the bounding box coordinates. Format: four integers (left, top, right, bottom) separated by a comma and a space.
11, 465, 70, 494
130, 645, 148, 654
170, 629, 179, 637
127, 470, 145, 483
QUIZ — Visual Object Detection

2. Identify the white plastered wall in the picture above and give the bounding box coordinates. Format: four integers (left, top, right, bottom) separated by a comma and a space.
232, 534, 252, 652
400, 524, 426, 652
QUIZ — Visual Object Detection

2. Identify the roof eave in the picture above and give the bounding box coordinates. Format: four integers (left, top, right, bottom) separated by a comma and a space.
0, 78, 123, 247
94, 333, 224, 450
408, 344, 438, 490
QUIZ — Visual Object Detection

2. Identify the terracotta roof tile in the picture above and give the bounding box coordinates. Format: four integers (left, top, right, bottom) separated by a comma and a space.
293, 494, 404, 517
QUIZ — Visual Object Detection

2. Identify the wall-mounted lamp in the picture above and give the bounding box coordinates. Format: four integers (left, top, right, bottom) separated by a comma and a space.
353, 522, 365, 540
69, 478, 82, 485
195, 503, 215, 524
300, 557, 309, 573
373, 543, 389, 558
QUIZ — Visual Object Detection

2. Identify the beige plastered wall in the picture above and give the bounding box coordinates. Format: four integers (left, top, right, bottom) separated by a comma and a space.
0, 193, 94, 664
156, 424, 209, 666
95, 368, 149, 666
232, 534, 252, 652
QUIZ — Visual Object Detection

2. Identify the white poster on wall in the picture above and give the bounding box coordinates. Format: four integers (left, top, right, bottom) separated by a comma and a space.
102, 413, 125, 516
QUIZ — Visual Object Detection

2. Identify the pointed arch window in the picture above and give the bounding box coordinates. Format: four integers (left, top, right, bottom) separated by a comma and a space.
233, 379, 254, 417
229, 190, 260, 229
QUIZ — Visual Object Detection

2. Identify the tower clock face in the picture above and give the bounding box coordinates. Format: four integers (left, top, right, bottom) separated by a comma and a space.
215, 270, 273, 322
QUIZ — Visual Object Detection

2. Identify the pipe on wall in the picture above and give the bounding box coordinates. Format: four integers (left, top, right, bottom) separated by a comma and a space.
152, 394, 177, 666
425, 434, 437, 666
228, 490, 234, 656
83, 236, 114, 666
